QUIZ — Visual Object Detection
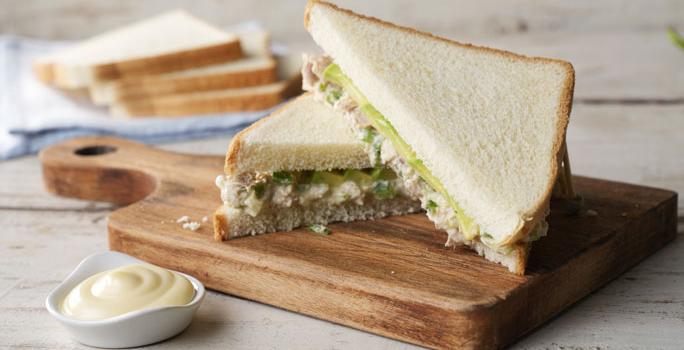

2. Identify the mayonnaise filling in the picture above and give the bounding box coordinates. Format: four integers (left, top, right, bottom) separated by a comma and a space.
216, 168, 410, 217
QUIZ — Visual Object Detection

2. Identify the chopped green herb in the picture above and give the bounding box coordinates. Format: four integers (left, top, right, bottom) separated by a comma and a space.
272, 171, 293, 185
371, 141, 382, 166
668, 27, 684, 51
360, 127, 376, 144
253, 182, 266, 199
308, 224, 331, 235
481, 232, 493, 240
318, 82, 328, 92
426, 200, 438, 212
372, 180, 395, 199
326, 90, 342, 104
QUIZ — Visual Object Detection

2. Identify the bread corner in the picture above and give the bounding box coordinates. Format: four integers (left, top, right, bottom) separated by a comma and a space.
303, 0, 321, 29
213, 206, 229, 241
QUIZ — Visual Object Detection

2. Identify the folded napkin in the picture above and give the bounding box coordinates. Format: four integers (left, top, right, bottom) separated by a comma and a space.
0, 22, 285, 160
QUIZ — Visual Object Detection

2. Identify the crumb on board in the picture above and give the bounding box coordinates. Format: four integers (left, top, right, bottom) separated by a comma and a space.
182, 221, 201, 231
586, 209, 598, 217
202, 216, 208, 223
177, 215, 202, 231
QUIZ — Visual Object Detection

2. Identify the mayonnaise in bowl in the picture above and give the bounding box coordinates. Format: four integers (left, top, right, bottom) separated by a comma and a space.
61, 263, 195, 320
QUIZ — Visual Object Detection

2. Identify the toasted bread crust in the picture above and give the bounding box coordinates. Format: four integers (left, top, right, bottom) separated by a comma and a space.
36, 39, 244, 88
223, 92, 313, 174
113, 90, 286, 118
109, 63, 278, 103
513, 242, 531, 275
213, 205, 230, 241
304, 0, 574, 248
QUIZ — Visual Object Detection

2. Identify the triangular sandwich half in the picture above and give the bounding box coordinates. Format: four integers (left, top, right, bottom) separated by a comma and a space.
213, 93, 422, 240
302, 0, 575, 274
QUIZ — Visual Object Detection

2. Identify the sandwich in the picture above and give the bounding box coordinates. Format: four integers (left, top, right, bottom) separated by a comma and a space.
213, 93, 422, 240
300, 0, 575, 274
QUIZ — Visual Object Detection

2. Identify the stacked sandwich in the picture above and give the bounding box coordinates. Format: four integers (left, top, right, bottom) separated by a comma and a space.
220, 0, 575, 275
33, 10, 302, 117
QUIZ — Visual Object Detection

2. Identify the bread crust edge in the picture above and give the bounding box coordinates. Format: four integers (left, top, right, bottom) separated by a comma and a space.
110, 63, 278, 103
223, 92, 313, 174
38, 39, 244, 89
213, 205, 230, 241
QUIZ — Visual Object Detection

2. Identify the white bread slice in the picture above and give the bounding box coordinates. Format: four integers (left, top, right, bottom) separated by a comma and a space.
305, 1, 574, 247
109, 81, 289, 117
34, 10, 243, 89
89, 31, 275, 105
214, 92, 421, 240
110, 54, 302, 117
237, 30, 272, 57
90, 57, 276, 105
225, 93, 371, 174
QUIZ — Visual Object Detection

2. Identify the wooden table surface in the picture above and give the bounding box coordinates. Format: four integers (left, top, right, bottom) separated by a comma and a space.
1, 1, 683, 349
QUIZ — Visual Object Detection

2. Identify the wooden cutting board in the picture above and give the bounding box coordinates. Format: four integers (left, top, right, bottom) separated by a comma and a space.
40, 136, 677, 350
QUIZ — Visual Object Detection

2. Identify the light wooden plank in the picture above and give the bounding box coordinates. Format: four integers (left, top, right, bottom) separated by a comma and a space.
478, 31, 684, 100
567, 104, 684, 216
3, 0, 683, 40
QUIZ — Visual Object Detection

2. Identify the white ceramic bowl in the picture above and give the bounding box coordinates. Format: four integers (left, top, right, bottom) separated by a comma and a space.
45, 251, 205, 348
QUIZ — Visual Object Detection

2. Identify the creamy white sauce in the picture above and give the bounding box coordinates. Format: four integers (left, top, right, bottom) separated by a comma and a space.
61, 263, 194, 320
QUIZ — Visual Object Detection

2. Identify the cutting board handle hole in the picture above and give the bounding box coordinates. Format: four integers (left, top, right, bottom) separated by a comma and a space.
74, 145, 117, 157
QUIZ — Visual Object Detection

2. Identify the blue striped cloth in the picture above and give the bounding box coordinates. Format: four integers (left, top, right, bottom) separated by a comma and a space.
0, 31, 280, 160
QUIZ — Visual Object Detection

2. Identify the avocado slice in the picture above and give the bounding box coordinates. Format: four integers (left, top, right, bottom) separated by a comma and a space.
343, 169, 373, 188
323, 64, 479, 239
311, 171, 345, 188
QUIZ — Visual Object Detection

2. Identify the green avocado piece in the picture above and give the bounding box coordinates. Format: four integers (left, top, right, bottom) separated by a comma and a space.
311, 171, 345, 188
323, 63, 479, 239
343, 169, 373, 187
369, 167, 396, 181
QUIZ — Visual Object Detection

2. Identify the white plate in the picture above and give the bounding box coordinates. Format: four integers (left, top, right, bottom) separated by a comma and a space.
45, 251, 205, 348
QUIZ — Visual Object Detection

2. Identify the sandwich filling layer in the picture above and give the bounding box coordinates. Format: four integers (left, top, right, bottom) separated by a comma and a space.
303, 54, 548, 256
216, 167, 413, 218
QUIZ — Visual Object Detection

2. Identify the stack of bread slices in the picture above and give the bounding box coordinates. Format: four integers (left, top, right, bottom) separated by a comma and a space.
33, 10, 302, 117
